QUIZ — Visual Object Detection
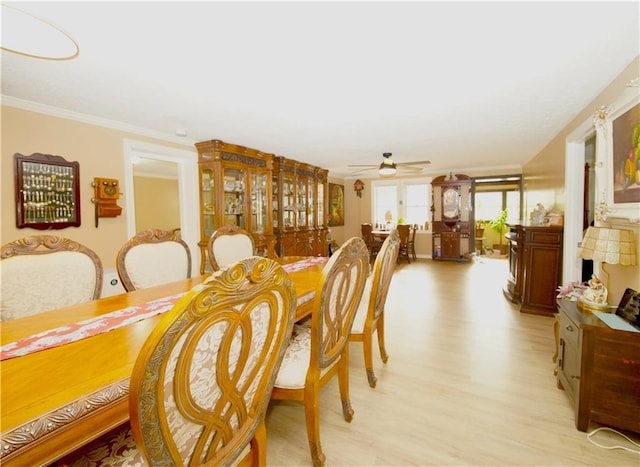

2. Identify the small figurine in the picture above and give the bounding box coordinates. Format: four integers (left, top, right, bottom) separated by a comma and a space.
530, 203, 546, 225
582, 274, 608, 305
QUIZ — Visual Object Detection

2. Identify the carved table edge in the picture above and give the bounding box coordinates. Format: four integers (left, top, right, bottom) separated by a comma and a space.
0, 378, 129, 459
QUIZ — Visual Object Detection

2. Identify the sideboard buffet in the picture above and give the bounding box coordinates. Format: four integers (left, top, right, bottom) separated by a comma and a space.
504, 223, 563, 316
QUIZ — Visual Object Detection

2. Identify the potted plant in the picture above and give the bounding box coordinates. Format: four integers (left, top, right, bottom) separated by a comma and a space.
490, 209, 509, 255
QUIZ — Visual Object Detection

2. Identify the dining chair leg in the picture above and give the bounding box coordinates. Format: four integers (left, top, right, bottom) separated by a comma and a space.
249, 420, 267, 465
304, 383, 326, 467
377, 316, 389, 363
362, 328, 377, 388
338, 349, 354, 422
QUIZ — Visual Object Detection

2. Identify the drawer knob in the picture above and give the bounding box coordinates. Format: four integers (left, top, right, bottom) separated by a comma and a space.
565, 325, 574, 332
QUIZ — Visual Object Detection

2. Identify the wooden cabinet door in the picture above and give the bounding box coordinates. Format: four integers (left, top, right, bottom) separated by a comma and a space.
441, 232, 460, 258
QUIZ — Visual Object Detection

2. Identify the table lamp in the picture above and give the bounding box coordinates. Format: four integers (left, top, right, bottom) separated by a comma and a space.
576, 226, 637, 311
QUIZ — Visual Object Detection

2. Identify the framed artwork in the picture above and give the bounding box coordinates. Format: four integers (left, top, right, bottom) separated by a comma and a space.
593, 86, 640, 222
14, 153, 81, 229
328, 183, 344, 226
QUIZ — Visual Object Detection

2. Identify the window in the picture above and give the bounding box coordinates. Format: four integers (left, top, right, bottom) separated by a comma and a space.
472, 174, 522, 224
372, 178, 431, 229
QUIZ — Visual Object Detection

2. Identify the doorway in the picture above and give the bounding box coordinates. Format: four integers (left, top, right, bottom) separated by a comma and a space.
564, 118, 597, 285
472, 174, 522, 256
123, 140, 199, 276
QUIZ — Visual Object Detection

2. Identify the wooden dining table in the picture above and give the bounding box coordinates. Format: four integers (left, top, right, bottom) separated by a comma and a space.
0, 256, 326, 466
371, 229, 391, 240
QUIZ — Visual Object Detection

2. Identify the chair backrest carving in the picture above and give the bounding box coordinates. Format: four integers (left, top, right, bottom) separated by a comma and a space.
129, 256, 296, 465
208, 225, 255, 271
1, 235, 103, 321
116, 229, 191, 292
312, 236, 369, 369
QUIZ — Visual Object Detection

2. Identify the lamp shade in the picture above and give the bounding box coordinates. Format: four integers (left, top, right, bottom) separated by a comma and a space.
577, 227, 637, 266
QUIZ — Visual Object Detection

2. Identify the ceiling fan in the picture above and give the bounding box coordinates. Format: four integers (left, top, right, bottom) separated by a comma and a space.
348, 153, 431, 177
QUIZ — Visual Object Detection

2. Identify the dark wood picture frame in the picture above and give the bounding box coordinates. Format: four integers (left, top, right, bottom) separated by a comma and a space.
14, 153, 81, 229
327, 183, 344, 226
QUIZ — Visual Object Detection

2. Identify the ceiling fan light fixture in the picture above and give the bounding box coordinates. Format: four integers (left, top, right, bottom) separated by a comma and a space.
378, 152, 397, 176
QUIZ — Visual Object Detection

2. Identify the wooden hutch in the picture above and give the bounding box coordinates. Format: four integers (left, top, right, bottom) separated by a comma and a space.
272, 156, 328, 257
431, 173, 473, 261
195, 139, 276, 274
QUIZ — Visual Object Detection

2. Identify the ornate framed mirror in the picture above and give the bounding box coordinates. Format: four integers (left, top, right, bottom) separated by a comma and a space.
442, 187, 460, 221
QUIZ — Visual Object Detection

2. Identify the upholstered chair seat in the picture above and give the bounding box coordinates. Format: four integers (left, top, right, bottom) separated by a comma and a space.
273, 325, 336, 389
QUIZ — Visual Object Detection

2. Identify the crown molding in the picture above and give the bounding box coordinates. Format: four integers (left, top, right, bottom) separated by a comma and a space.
1, 95, 196, 146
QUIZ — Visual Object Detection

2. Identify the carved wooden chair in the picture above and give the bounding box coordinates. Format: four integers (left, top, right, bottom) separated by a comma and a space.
349, 229, 400, 387
396, 224, 412, 264
116, 229, 191, 291
0, 235, 103, 322
361, 223, 382, 263
270, 237, 369, 467
59, 256, 297, 466
208, 225, 256, 271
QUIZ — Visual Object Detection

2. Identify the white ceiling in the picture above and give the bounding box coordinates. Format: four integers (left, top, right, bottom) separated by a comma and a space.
2, 1, 639, 178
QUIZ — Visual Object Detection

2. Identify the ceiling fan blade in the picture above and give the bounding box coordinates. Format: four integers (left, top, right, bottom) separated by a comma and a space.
396, 160, 431, 166
347, 164, 378, 168
351, 167, 377, 175
397, 166, 425, 173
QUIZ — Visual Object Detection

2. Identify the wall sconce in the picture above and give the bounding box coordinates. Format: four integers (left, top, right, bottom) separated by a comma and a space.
91, 177, 122, 227
353, 179, 364, 198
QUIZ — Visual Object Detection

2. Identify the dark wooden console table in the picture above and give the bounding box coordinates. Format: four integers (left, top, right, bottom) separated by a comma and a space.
555, 299, 640, 434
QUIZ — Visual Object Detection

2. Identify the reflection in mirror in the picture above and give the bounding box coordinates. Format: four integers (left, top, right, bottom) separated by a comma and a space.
443, 187, 460, 219
132, 158, 180, 235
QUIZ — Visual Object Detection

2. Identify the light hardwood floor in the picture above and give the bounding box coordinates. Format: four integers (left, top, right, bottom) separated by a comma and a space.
265, 257, 640, 466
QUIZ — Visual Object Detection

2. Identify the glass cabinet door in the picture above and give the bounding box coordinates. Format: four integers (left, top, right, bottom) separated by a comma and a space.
201, 168, 215, 237
297, 178, 307, 228
272, 176, 279, 230
307, 178, 315, 227
284, 176, 295, 229
223, 167, 246, 229
251, 172, 268, 234
317, 181, 324, 227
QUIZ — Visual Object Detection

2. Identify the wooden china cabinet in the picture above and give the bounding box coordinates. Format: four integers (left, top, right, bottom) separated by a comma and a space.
431, 173, 473, 261
195, 139, 276, 274
272, 156, 328, 257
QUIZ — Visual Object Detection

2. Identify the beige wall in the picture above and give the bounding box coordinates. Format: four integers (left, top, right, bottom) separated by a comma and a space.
133, 176, 180, 233
521, 56, 640, 304
1, 106, 193, 267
